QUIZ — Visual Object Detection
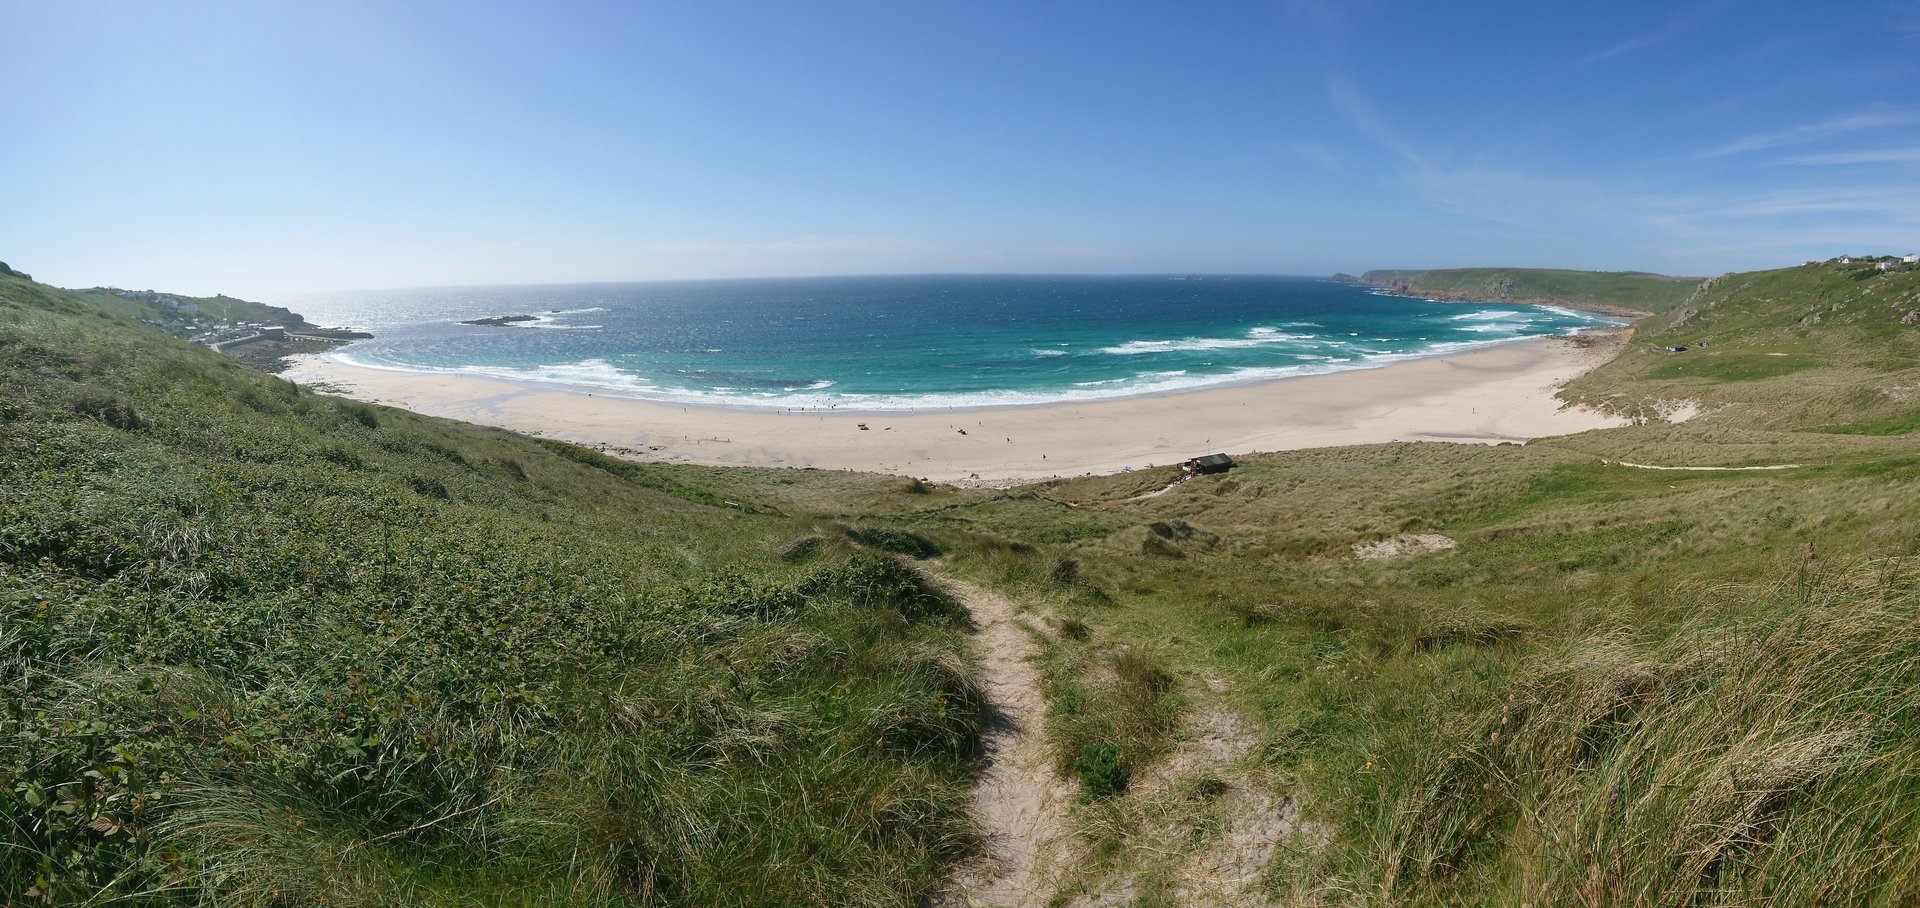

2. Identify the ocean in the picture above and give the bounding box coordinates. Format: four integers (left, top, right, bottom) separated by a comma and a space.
284, 274, 1619, 411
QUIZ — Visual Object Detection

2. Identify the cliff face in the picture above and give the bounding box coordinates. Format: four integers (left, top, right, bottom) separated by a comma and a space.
1364, 270, 1516, 301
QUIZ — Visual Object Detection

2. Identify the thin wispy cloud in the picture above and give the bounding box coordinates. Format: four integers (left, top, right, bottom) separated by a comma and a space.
1581, 0, 1733, 64
1278, 141, 1346, 174
1019, 244, 1112, 261
1705, 110, 1920, 156
1700, 185, 1920, 220
1891, 1, 1920, 41
1283, 0, 1369, 32
1326, 75, 1428, 171
1325, 77, 1667, 232
1776, 146, 1920, 165
645, 235, 930, 255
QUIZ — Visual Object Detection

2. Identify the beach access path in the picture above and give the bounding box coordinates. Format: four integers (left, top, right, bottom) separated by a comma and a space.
282, 330, 1630, 482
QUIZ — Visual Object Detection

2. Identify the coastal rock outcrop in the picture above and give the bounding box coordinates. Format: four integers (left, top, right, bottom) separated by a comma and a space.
460, 314, 541, 326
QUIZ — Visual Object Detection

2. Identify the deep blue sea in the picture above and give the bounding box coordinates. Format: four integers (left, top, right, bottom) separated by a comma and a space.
285, 275, 1619, 411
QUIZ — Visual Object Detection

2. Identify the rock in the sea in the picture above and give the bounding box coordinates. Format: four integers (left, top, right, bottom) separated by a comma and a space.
460, 314, 540, 327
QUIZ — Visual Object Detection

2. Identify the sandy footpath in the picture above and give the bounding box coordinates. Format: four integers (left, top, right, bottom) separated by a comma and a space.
281, 330, 1629, 482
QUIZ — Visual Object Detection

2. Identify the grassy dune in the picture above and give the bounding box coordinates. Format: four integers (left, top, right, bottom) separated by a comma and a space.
7, 259, 1920, 904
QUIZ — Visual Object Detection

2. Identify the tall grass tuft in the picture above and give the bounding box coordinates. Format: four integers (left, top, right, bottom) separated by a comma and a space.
1043, 644, 1184, 800
1352, 557, 1920, 905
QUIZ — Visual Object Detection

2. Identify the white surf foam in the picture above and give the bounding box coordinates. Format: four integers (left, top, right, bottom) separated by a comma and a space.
1098, 327, 1315, 355
1451, 309, 1525, 321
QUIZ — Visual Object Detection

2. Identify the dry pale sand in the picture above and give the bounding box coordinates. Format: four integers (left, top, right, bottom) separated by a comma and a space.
282, 330, 1629, 482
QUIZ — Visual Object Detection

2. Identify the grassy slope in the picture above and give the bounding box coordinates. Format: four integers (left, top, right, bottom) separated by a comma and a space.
66, 286, 314, 329
1359, 267, 1703, 313
0, 274, 988, 906
1563, 261, 1920, 429
951, 454, 1920, 904
682, 437, 1920, 905
9, 258, 1920, 905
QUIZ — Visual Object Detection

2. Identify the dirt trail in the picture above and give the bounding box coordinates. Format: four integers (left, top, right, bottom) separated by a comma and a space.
1602, 458, 1804, 471
1123, 477, 1186, 502
1068, 689, 1306, 907
939, 575, 1076, 908
1160, 706, 1299, 906
935, 577, 1308, 906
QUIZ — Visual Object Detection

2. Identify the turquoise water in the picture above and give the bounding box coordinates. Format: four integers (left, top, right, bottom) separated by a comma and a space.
287, 275, 1618, 411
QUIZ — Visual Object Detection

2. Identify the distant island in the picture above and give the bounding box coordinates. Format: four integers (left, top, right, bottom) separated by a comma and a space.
460, 314, 542, 327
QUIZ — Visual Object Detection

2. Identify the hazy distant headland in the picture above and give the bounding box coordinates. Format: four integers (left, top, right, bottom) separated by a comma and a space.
1338, 266, 1703, 317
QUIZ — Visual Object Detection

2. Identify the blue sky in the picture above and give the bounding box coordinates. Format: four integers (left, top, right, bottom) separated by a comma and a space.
3, 1, 1918, 298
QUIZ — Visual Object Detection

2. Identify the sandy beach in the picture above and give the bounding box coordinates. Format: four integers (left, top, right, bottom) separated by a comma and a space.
282, 330, 1630, 483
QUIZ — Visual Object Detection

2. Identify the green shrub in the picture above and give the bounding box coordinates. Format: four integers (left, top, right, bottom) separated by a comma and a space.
344, 402, 380, 428
780, 534, 824, 562
1075, 740, 1130, 798
801, 553, 968, 625
66, 388, 145, 429
1412, 608, 1531, 651
845, 525, 943, 559
1056, 616, 1090, 641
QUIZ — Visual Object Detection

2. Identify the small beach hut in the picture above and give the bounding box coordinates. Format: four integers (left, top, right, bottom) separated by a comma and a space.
1183, 453, 1234, 476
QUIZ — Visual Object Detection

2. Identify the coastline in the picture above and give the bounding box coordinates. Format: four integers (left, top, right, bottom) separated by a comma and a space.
1330, 274, 1661, 319
1346, 281, 1657, 319
282, 328, 1631, 482
1409, 290, 1653, 319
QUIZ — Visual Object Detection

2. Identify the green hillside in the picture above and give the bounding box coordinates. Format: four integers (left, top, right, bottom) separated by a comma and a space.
68, 286, 316, 333
1358, 267, 1703, 314
1563, 259, 1920, 428
0, 272, 990, 905
7, 261, 1920, 905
